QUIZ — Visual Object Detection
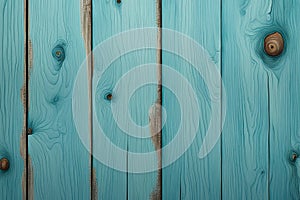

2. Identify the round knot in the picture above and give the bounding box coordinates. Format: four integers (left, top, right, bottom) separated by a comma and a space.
264, 32, 284, 56
52, 45, 65, 62
0, 158, 10, 171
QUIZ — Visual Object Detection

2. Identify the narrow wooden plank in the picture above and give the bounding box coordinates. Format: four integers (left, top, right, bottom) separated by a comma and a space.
92, 0, 158, 199
268, 1, 300, 199
0, 0, 25, 199
222, 0, 270, 199
28, 1, 90, 199
162, 0, 221, 199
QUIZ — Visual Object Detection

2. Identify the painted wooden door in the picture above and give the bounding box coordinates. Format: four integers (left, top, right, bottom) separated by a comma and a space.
1, 0, 300, 199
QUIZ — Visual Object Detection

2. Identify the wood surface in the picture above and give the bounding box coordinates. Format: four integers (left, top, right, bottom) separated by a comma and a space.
92, 0, 158, 199
0, 0, 300, 199
221, 0, 270, 199
162, 0, 221, 199
268, 1, 300, 199
0, 0, 25, 199
28, 0, 90, 199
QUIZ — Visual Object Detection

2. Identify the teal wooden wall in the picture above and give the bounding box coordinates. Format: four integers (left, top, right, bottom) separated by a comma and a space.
0, 0, 300, 199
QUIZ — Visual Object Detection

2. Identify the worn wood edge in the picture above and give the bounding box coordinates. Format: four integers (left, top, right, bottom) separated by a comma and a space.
80, 1, 93, 199
91, 168, 98, 200
21, 0, 34, 199
150, 0, 162, 199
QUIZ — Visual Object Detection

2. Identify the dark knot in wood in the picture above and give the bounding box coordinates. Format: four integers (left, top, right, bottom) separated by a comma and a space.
0, 158, 10, 171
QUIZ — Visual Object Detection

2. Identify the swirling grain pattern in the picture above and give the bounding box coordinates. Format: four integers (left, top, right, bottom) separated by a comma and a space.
28, 0, 90, 199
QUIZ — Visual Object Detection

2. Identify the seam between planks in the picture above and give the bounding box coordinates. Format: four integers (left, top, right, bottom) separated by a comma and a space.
150, 0, 162, 199
21, 0, 34, 199
80, 1, 96, 199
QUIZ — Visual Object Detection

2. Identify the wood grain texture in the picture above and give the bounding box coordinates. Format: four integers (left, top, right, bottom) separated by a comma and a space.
0, 0, 25, 199
92, 0, 158, 199
162, 0, 221, 199
267, 1, 300, 199
28, 1, 90, 199
222, 0, 271, 199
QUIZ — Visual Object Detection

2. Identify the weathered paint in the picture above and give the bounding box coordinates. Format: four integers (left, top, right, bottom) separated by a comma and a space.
150, 0, 162, 199
0, 0, 25, 199
80, 1, 94, 199
28, 0, 90, 199
1, 0, 300, 199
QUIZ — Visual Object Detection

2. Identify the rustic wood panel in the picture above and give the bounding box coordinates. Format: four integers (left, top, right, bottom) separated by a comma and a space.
268, 1, 300, 199
162, 0, 221, 199
28, 1, 90, 199
222, 0, 270, 199
0, 0, 25, 199
92, 0, 158, 199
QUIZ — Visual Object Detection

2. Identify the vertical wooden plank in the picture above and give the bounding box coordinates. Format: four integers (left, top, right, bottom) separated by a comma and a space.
28, 1, 90, 199
268, 1, 300, 199
162, 0, 221, 199
0, 0, 24, 199
92, 0, 158, 199
222, 0, 270, 199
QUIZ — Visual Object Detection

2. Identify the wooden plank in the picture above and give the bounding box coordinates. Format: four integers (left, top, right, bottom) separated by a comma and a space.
0, 0, 25, 199
221, 0, 270, 199
268, 1, 300, 199
162, 0, 221, 199
28, 1, 90, 199
92, 0, 158, 199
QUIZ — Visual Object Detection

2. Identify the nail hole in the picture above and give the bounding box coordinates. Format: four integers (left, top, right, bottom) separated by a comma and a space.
106, 93, 113, 100
117, 0, 121, 4
27, 128, 33, 135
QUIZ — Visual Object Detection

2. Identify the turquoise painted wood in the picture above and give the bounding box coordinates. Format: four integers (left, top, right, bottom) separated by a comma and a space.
268, 1, 300, 199
222, 0, 270, 199
92, 0, 158, 199
28, 1, 90, 199
162, 0, 221, 199
0, 0, 24, 199
1, 0, 300, 199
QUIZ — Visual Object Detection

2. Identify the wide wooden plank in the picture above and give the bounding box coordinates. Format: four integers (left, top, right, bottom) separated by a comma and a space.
222, 0, 270, 199
268, 1, 300, 199
92, 0, 158, 199
28, 1, 90, 199
162, 0, 221, 199
0, 0, 25, 199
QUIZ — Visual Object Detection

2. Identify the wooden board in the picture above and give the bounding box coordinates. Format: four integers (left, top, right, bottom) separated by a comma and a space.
92, 0, 158, 199
0, 0, 25, 199
28, 1, 90, 199
268, 1, 300, 199
221, 0, 270, 199
1, 0, 300, 199
162, 0, 221, 199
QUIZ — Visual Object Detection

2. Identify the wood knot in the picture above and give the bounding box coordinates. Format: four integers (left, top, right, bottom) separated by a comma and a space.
52, 42, 66, 70
106, 93, 113, 101
0, 158, 10, 171
264, 32, 284, 56
290, 151, 298, 162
